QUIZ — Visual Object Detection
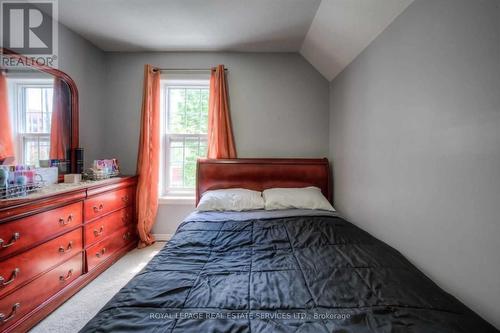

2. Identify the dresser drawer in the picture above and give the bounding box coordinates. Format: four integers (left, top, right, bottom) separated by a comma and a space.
0, 202, 83, 260
0, 228, 82, 298
84, 187, 135, 221
84, 207, 134, 247
0, 253, 82, 331
86, 226, 135, 272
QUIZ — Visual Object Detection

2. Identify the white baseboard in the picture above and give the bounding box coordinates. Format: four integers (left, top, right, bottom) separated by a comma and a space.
154, 233, 173, 241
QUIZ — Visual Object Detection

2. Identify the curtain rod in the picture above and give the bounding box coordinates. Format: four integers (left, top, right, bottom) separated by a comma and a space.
153, 67, 228, 72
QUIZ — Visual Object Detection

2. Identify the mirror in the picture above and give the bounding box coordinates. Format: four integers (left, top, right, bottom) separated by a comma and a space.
0, 48, 79, 194
1, 68, 71, 168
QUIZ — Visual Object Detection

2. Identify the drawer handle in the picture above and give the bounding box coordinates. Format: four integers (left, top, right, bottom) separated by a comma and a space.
59, 241, 73, 254
93, 226, 104, 237
0, 232, 20, 249
93, 203, 104, 213
95, 248, 106, 258
122, 231, 131, 240
0, 303, 20, 324
0, 268, 20, 287
59, 214, 73, 226
121, 213, 130, 225
121, 195, 129, 203
59, 269, 73, 282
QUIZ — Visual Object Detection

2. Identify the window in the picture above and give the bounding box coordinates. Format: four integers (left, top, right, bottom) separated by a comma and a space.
160, 77, 209, 196
9, 80, 54, 166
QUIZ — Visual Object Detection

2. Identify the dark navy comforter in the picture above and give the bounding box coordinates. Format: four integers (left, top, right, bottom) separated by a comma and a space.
81, 212, 498, 332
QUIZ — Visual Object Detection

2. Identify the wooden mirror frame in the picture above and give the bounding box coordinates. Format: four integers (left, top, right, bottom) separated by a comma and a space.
1, 47, 79, 173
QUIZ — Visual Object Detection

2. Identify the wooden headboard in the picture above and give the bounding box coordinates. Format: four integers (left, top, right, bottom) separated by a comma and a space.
196, 158, 332, 205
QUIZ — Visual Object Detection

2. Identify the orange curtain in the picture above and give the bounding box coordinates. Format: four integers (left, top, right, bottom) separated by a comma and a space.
50, 78, 69, 160
207, 65, 237, 159
136, 64, 160, 248
0, 70, 15, 163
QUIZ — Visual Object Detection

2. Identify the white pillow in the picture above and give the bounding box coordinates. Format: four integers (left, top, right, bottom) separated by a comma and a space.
262, 187, 335, 211
196, 188, 265, 212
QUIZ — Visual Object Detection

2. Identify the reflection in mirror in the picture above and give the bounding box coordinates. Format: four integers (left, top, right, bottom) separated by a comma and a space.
0, 67, 71, 172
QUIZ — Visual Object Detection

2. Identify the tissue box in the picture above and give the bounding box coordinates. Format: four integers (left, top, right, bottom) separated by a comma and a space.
64, 174, 82, 184
35, 167, 59, 185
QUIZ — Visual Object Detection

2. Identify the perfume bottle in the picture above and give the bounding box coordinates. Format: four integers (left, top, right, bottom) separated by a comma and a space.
16, 174, 28, 197
0, 167, 8, 187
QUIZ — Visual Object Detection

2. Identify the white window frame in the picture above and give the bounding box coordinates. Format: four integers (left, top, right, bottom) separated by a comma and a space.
160, 75, 209, 198
7, 78, 54, 166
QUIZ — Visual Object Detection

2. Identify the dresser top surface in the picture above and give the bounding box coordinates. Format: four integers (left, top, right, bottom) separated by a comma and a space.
0, 176, 137, 221
11, 178, 129, 200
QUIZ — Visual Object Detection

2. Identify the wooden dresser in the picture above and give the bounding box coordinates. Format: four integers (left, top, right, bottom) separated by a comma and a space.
0, 177, 137, 333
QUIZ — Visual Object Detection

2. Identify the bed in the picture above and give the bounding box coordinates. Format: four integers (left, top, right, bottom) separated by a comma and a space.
81, 158, 498, 333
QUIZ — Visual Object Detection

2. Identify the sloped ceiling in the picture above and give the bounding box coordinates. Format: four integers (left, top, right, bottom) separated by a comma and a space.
300, 0, 414, 81
56, 0, 414, 81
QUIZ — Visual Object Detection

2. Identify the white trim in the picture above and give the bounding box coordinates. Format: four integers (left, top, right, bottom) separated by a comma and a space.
159, 79, 209, 197
154, 233, 173, 241
161, 72, 210, 82
158, 196, 195, 205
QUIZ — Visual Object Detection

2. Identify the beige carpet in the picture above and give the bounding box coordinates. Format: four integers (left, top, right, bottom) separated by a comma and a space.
30, 242, 165, 333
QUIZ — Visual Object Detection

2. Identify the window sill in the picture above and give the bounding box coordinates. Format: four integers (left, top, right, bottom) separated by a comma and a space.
158, 196, 196, 205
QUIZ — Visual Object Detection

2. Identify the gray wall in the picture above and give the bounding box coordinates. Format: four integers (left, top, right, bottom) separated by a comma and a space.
329, 0, 500, 328
58, 24, 106, 167
102, 52, 330, 174
101, 52, 329, 234
154, 202, 195, 236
